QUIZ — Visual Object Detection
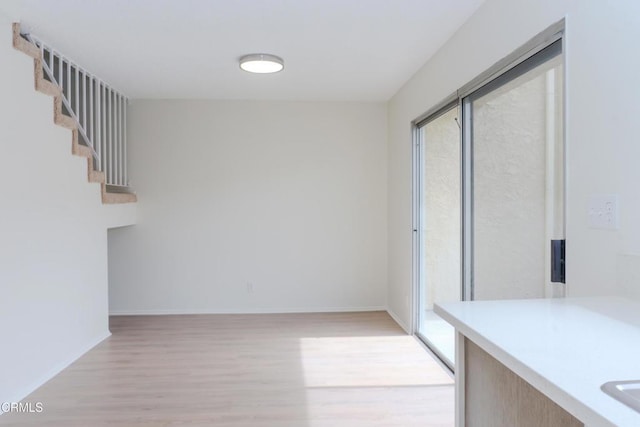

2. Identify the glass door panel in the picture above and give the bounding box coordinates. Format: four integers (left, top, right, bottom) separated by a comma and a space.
416, 106, 460, 368
468, 46, 564, 300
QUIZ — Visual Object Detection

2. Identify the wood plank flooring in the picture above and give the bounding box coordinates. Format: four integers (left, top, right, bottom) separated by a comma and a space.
0, 312, 454, 426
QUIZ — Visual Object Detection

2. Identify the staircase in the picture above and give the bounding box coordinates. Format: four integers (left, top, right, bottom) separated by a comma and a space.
12, 23, 136, 204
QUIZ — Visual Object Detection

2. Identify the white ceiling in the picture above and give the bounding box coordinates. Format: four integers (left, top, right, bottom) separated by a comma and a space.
1, 0, 484, 101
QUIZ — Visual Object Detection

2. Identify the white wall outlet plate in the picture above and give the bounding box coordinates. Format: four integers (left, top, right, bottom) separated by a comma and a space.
588, 194, 619, 229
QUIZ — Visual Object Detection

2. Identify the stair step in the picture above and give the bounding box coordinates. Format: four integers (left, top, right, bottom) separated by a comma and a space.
88, 169, 105, 184
12, 23, 39, 59
53, 97, 76, 129
102, 191, 137, 204
35, 75, 60, 96
72, 143, 93, 159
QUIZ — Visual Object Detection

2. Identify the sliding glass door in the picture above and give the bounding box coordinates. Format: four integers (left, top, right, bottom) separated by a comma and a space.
414, 35, 565, 370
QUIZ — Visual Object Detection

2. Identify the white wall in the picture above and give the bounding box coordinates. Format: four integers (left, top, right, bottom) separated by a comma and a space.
0, 21, 135, 405
388, 0, 640, 329
108, 100, 387, 314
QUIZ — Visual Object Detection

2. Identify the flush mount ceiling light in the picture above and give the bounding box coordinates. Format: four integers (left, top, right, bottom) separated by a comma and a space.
239, 53, 284, 74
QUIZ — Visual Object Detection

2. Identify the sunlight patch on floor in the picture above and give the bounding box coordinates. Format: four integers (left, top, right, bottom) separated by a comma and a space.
299, 335, 453, 388
299, 335, 455, 426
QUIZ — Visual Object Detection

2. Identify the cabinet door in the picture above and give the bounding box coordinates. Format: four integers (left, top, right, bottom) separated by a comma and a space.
464, 338, 582, 427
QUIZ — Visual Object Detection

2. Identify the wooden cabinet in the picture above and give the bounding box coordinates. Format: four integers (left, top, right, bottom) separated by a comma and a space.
462, 336, 582, 427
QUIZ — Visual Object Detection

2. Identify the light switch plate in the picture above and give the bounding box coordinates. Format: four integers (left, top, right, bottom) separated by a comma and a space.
588, 194, 619, 229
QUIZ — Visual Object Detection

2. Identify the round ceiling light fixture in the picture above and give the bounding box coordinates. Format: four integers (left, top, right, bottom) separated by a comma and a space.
239, 53, 284, 74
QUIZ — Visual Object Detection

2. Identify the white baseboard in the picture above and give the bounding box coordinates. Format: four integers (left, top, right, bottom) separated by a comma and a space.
386, 307, 411, 334
1, 330, 111, 413
109, 306, 387, 316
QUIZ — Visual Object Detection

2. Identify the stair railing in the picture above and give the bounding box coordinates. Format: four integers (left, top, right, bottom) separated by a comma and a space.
23, 32, 130, 188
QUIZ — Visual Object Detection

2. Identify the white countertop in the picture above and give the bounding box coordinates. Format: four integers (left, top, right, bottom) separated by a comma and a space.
435, 297, 640, 427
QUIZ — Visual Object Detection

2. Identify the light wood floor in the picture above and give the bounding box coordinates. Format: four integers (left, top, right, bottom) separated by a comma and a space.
1, 312, 454, 427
